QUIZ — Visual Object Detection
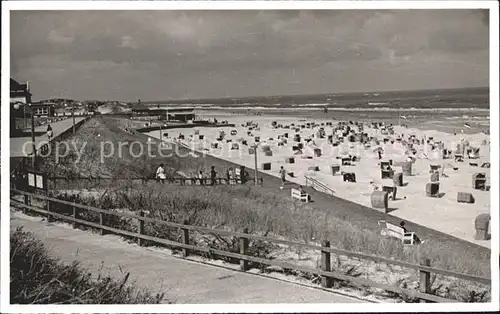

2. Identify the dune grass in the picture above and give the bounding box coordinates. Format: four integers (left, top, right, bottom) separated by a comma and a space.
10, 227, 166, 304
43, 182, 491, 302
32, 116, 491, 302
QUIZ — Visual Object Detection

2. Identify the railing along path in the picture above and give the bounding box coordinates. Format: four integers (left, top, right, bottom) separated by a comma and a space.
10, 189, 491, 303
42, 176, 263, 188
305, 175, 335, 195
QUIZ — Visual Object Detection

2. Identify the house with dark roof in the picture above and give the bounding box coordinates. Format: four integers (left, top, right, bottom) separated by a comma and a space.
10, 78, 31, 106
11, 78, 55, 118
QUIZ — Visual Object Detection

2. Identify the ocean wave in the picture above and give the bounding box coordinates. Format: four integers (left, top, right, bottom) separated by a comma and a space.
197, 106, 490, 113
444, 116, 490, 120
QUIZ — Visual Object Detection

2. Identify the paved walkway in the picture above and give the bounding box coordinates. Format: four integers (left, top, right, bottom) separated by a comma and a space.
10, 213, 365, 304
10, 117, 85, 157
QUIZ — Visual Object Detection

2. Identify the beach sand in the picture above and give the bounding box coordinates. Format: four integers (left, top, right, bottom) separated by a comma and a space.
147, 112, 491, 249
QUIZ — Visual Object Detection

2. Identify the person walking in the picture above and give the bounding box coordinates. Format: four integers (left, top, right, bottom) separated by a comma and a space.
47, 124, 53, 141
279, 166, 287, 190
210, 166, 217, 186
156, 163, 166, 183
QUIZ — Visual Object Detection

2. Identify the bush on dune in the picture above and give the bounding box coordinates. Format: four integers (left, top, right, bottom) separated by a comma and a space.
39, 117, 182, 180
10, 227, 165, 304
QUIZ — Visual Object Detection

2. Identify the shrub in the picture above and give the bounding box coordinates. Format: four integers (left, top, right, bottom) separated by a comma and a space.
10, 227, 166, 304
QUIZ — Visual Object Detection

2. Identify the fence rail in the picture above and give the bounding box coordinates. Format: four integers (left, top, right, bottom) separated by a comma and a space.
305, 175, 335, 196
10, 188, 491, 303
43, 175, 263, 187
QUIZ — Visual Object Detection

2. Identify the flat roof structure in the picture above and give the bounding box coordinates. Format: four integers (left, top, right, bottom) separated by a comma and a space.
131, 105, 195, 122
134, 104, 195, 112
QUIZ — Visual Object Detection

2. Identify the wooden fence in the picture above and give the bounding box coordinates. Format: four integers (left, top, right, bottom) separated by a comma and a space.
39, 175, 264, 190
10, 188, 491, 303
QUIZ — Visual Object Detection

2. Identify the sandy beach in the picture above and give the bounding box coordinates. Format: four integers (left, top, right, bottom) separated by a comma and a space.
147, 111, 491, 249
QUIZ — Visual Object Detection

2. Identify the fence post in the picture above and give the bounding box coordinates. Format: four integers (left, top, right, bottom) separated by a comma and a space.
182, 219, 189, 257
137, 211, 145, 246
240, 227, 249, 271
72, 204, 77, 229
419, 258, 431, 302
23, 194, 29, 214
321, 240, 332, 288
46, 199, 53, 223
99, 211, 107, 236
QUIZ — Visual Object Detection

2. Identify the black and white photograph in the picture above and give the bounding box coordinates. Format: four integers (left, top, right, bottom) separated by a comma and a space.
1, 1, 499, 312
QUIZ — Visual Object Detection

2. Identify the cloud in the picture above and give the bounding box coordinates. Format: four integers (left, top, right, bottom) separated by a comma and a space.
120, 35, 137, 49
10, 10, 489, 101
47, 30, 74, 44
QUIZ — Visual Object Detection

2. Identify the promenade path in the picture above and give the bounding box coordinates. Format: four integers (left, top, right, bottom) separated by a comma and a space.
10, 117, 85, 157
10, 212, 367, 304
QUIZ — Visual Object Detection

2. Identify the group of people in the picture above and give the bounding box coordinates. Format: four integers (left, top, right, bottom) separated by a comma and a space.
155, 163, 289, 188
155, 164, 252, 185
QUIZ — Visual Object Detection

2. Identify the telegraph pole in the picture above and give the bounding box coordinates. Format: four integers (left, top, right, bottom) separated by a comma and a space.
72, 102, 76, 134
26, 80, 36, 168
253, 144, 259, 186
30, 102, 36, 168
24, 104, 27, 129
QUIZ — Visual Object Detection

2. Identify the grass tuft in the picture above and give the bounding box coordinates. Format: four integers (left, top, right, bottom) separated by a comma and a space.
10, 227, 166, 304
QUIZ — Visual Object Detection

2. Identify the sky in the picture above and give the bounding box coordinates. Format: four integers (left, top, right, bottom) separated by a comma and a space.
10, 10, 489, 102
